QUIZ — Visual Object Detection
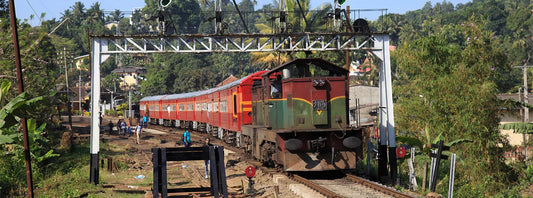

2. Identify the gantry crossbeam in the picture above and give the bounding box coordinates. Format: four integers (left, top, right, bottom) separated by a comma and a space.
92, 33, 389, 54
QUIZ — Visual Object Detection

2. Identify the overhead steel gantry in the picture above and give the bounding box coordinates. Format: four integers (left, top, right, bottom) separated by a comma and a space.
89, 32, 396, 184
92, 33, 387, 53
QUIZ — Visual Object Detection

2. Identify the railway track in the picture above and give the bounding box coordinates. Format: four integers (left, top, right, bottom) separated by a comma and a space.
145, 124, 418, 198
289, 173, 418, 198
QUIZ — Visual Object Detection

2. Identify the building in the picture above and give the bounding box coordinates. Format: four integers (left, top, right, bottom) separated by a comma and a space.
349, 85, 379, 127
111, 66, 147, 89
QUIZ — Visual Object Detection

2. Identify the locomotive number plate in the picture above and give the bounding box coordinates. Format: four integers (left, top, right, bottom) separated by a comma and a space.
313, 100, 327, 111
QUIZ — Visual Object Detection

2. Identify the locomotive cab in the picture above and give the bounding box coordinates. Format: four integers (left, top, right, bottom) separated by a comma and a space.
257, 58, 349, 130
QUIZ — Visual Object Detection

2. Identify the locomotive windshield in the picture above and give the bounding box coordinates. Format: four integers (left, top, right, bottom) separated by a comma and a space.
276, 61, 345, 80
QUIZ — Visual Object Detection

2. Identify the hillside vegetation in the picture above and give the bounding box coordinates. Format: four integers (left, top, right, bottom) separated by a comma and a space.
0, 0, 532, 197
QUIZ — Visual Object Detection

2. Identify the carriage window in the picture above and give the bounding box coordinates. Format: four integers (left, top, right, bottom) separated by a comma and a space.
208, 103, 213, 112
196, 103, 201, 111
170, 105, 176, 111
187, 104, 193, 111
220, 100, 228, 113
203, 102, 208, 111
155, 105, 159, 110
179, 104, 185, 111
214, 102, 219, 112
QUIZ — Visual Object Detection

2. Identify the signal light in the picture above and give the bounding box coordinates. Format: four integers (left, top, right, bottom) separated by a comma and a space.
160, 0, 172, 7
338, 0, 346, 5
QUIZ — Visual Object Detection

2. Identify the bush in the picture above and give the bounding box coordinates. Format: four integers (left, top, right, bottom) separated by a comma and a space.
105, 109, 119, 117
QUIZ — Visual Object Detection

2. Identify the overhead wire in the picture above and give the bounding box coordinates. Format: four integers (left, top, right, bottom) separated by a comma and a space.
24, 0, 42, 25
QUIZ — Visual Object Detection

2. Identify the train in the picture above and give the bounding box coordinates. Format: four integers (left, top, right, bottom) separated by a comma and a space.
140, 58, 363, 171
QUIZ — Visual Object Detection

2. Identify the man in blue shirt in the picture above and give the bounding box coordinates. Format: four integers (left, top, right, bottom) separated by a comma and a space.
183, 130, 191, 147
143, 115, 148, 128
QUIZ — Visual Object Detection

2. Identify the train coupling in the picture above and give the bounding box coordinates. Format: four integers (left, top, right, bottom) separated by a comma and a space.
307, 137, 327, 152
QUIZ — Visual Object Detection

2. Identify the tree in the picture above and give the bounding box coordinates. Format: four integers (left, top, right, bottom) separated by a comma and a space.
0, 0, 7, 19
109, 9, 124, 22
394, 20, 515, 196
250, 0, 332, 68
142, 0, 202, 34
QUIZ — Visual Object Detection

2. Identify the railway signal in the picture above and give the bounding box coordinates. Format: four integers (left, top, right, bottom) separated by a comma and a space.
160, 0, 171, 7
245, 166, 256, 194
396, 147, 406, 158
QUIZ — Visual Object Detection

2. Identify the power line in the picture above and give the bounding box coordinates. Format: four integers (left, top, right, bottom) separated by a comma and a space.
24, 0, 41, 24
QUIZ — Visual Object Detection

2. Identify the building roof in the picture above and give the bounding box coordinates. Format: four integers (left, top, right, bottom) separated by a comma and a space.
498, 93, 533, 104
111, 66, 147, 74
216, 75, 238, 87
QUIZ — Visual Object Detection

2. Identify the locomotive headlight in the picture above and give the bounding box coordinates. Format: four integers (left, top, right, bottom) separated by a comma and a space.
285, 139, 303, 151
319, 79, 326, 86
343, 136, 362, 149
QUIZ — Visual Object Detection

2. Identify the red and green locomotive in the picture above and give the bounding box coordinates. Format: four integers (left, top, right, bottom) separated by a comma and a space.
243, 58, 362, 171
140, 58, 363, 171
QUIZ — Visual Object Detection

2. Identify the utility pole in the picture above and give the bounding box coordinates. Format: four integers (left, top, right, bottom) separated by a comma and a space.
64, 48, 72, 128
128, 88, 132, 118
345, 6, 351, 70
9, 0, 34, 196
514, 64, 533, 161
79, 74, 82, 116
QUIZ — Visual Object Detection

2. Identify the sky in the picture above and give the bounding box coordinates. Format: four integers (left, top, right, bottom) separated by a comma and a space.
13, 0, 473, 27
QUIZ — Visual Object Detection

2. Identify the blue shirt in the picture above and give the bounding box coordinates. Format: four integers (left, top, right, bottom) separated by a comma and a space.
184, 131, 191, 143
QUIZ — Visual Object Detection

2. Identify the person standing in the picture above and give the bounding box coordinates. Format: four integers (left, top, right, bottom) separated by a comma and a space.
143, 115, 148, 128
127, 123, 132, 136
108, 121, 114, 134
135, 124, 142, 144
203, 137, 213, 179
121, 121, 126, 135
116, 119, 122, 134
183, 130, 191, 147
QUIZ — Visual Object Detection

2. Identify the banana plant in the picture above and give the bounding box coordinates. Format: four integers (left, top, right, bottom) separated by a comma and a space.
0, 81, 58, 164
396, 124, 472, 154
0, 81, 41, 144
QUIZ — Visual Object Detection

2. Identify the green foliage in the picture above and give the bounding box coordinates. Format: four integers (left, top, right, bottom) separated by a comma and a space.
0, 81, 58, 196
116, 103, 128, 113
394, 20, 515, 195
526, 164, 533, 183
500, 123, 533, 134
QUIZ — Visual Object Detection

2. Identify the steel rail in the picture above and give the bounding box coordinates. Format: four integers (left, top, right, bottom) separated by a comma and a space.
345, 174, 417, 198
289, 174, 343, 198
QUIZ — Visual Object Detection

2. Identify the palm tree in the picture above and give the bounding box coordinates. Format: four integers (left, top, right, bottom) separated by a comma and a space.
250, 0, 331, 68
110, 9, 124, 22
71, 2, 86, 25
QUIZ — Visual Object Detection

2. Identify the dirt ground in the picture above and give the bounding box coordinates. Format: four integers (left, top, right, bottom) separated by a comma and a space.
68, 115, 299, 198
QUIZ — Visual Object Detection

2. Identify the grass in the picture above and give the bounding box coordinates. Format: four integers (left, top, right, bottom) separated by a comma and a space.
34, 139, 154, 197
